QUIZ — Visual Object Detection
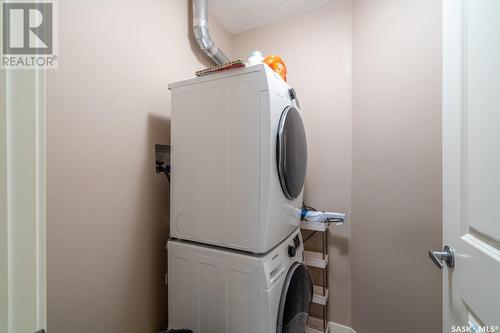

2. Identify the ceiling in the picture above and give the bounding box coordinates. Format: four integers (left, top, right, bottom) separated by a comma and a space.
208, 0, 337, 35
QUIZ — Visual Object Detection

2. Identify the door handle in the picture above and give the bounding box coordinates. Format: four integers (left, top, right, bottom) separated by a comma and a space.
429, 245, 455, 269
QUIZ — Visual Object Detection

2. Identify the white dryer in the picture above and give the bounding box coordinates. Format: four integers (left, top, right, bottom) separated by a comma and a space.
167, 229, 312, 333
169, 64, 308, 253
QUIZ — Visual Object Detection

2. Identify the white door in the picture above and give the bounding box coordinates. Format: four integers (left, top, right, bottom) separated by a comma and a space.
0, 68, 47, 332
439, 0, 500, 331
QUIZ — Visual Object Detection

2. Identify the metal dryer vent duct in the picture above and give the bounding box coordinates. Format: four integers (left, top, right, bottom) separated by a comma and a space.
192, 0, 229, 65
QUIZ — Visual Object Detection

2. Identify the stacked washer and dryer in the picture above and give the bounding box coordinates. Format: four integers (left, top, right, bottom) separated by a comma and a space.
167, 63, 311, 333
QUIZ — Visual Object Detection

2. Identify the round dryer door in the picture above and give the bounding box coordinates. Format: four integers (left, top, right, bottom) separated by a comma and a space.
277, 106, 307, 200
276, 263, 313, 333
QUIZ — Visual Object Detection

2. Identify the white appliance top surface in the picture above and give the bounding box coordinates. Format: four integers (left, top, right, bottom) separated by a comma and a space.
168, 63, 287, 90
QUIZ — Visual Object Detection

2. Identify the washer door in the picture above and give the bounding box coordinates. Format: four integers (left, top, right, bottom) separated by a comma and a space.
277, 106, 307, 200
276, 263, 313, 333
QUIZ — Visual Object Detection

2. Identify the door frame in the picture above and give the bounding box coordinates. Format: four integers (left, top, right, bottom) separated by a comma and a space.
0, 68, 47, 332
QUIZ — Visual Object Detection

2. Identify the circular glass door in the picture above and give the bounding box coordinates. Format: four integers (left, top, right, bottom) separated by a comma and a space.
276, 263, 313, 333
277, 106, 307, 200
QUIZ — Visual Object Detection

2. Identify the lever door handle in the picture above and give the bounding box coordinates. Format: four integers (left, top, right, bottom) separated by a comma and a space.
429, 245, 455, 269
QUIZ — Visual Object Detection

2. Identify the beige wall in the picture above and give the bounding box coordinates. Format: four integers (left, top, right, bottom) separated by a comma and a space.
46, 1, 233, 332
234, 1, 353, 326
351, 0, 442, 332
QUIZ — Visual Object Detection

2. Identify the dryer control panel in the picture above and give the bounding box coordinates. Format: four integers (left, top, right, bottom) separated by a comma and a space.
263, 230, 303, 289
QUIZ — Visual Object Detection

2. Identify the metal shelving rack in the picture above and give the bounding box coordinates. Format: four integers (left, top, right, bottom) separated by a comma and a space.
300, 220, 330, 333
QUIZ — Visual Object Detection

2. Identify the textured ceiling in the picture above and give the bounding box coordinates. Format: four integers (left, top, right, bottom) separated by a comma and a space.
208, 0, 337, 35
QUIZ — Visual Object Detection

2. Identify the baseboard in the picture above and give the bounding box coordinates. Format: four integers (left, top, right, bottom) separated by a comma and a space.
329, 321, 357, 333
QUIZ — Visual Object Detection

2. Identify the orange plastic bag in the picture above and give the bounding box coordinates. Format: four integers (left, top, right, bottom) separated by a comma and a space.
263, 55, 287, 82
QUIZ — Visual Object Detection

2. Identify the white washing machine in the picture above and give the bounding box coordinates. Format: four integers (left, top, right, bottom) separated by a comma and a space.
169, 64, 308, 253
167, 229, 312, 333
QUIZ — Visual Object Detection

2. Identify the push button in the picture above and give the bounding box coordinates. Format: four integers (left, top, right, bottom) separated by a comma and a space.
293, 235, 300, 247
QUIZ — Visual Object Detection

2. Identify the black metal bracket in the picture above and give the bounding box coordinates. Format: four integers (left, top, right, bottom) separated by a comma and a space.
155, 144, 171, 182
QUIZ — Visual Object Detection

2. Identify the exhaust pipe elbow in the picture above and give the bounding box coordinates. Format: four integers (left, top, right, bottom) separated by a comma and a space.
192, 0, 229, 65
